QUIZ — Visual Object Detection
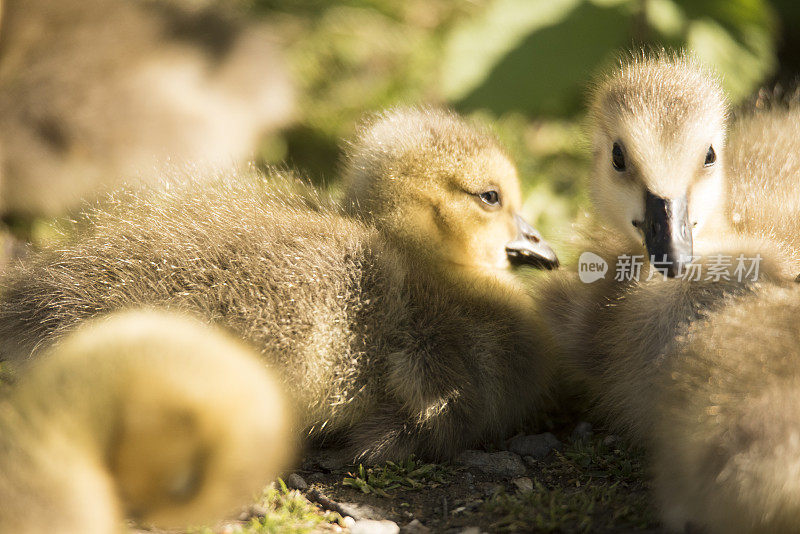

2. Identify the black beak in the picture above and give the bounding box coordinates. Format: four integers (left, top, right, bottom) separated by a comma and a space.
640, 191, 693, 278
506, 214, 559, 270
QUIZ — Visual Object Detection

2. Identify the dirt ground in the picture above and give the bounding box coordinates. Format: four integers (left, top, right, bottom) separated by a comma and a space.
177, 421, 664, 534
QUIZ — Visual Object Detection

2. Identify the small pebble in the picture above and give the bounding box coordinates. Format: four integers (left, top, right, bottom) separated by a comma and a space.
343, 516, 357, 528
304, 451, 349, 472
603, 434, 619, 446
350, 519, 400, 534
307, 471, 326, 483
571, 421, 593, 441
400, 519, 431, 533
479, 482, 504, 497
506, 433, 563, 459
339, 502, 387, 520
512, 476, 534, 492
286, 472, 308, 491
455, 450, 526, 476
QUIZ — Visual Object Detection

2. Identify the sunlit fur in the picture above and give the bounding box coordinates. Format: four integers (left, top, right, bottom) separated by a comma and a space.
0, 310, 291, 533
727, 103, 800, 270
537, 52, 800, 533
0, 0, 293, 216
540, 238, 788, 440
0, 108, 556, 463
588, 52, 729, 250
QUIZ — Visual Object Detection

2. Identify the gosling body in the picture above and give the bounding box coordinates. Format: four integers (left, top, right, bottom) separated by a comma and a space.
0, 109, 558, 462
540, 53, 790, 439
652, 283, 800, 533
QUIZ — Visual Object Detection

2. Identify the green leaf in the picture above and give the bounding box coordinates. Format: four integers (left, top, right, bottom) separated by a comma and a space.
443, 0, 637, 116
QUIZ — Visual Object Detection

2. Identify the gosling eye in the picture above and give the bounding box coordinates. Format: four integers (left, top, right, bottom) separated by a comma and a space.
612, 142, 626, 172
704, 145, 716, 167
479, 190, 501, 208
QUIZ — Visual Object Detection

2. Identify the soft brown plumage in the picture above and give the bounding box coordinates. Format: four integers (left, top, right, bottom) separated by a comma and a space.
0, 108, 558, 463
0, 0, 293, 217
652, 283, 800, 533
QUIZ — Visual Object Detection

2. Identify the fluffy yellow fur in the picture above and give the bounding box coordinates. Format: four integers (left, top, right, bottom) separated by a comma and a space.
727, 104, 800, 270
0, 310, 291, 532
343, 108, 524, 273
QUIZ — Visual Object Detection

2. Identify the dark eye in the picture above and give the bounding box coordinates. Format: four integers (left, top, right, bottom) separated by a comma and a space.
704, 145, 716, 167
612, 142, 626, 171
479, 190, 500, 207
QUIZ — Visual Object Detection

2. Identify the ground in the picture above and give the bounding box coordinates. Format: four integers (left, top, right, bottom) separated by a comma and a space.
153, 423, 661, 534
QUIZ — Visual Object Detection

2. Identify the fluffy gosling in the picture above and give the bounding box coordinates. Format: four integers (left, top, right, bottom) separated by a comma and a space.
0, 108, 559, 462
0, 309, 291, 533
540, 52, 800, 533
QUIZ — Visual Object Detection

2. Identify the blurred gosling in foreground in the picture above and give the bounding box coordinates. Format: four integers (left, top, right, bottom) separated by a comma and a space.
653, 284, 800, 533
0, 309, 291, 533
0, 108, 559, 463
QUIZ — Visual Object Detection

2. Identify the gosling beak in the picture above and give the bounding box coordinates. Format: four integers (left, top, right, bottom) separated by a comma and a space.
640, 191, 693, 278
506, 214, 559, 269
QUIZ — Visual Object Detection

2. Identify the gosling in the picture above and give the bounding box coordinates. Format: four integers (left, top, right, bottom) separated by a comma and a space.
539, 53, 800, 533
0, 0, 293, 217
0, 108, 559, 462
0, 309, 291, 533
647, 85, 800, 534
539, 53, 789, 439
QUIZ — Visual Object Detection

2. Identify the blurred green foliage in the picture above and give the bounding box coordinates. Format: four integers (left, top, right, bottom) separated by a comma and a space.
253, 0, 787, 240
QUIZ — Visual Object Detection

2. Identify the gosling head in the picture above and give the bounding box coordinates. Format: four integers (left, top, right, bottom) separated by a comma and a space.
341, 107, 558, 274
589, 54, 728, 276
